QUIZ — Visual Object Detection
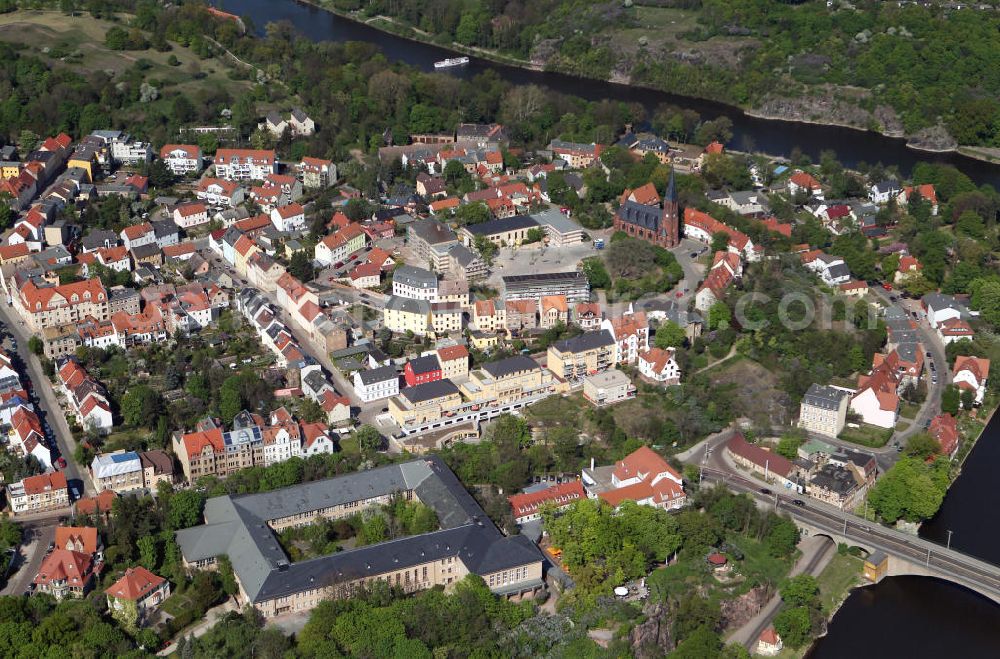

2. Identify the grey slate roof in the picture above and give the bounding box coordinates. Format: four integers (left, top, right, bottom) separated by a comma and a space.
175, 457, 542, 605
401, 379, 460, 404
408, 219, 457, 246
392, 265, 438, 289
552, 329, 615, 354
616, 200, 663, 232
826, 263, 850, 279
356, 365, 398, 386
407, 355, 440, 374
802, 384, 848, 411
384, 295, 431, 315
482, 355, 540, 379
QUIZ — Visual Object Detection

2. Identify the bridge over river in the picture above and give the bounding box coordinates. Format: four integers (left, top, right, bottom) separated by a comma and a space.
700, 467, 1000, 605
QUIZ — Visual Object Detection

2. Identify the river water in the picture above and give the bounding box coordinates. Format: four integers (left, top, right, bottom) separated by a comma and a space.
810, 411, 1000, 658
216, 0, 1000, 654
218, 0, 1000, 187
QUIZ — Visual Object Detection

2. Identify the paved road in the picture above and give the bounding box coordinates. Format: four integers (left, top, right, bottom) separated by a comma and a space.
0, 301, 90, 495
727, 535, 836, 650
670, 238, 708, 305
869, 286, 948, 447
0, 520, 55, 597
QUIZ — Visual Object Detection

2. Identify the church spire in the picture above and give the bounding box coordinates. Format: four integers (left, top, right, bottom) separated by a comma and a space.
665, 166, 677, 204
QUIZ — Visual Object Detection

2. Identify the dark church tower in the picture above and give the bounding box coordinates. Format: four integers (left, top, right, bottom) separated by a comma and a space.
660, 167, 680, 247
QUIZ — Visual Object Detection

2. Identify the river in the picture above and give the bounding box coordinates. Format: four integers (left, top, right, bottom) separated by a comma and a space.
810, 411, 1000, 658
215, 0, 1000, 654
216, 0, 1000, 188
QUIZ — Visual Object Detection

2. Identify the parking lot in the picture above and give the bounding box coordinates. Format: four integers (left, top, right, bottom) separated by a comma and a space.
485, 239, 604, 290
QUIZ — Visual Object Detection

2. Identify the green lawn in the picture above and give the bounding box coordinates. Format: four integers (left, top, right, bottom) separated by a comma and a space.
725, 533, 793, 593
526, 393, 584, 428
838, 424, 892, 448
159, 591, 195, 617
899, 403, 919, 420
338, 436, 360, 456
815, 552, 863, 615
0, 10, 253, 98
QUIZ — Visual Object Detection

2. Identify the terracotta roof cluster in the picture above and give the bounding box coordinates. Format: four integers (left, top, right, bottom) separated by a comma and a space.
726, 433, 793, 477
598, 446, 685, 507
953, 356, 990, 391
19, 277, 107, 313
759, 215, 792, 237
620, 182, 660, 206
901, 184, 938, 206
928, 413, 959, 458
160, 144, 199, 159
437, 344, 469, 363
638, 347, 677, 373
540, 294, 569, 314
790, 171, 822, 191
684, 208, 751, 252
33, 549, 96, 588
855, 356, 901, 412
20, 471, 67, 495
938, 317, 974, 339
55, 526, 99, 554
508, 481, 586, 519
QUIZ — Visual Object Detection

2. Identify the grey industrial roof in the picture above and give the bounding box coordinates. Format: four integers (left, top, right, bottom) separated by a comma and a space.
481, 355, 540, 379
356, 365, 398, 386
401, 379, 460, 404
175, 457, 542, 604
462, 215, 538, 236
802, 384, 848, 411
552, 329, 615, 354
502, 271, 587, 286
532, 209, 580, 235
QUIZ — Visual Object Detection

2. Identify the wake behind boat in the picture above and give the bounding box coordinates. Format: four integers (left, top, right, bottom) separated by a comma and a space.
434, 56, 470, 69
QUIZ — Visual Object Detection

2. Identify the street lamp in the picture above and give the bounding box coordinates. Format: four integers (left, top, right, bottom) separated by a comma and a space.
947, 529, 953, 550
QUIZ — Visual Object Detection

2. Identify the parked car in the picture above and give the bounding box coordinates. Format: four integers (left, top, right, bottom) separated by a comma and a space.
791, 499, 806, 507
882, 283, 893, 290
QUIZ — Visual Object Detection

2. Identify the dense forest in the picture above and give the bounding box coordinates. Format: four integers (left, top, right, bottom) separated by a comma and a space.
324, 0, 1000, 147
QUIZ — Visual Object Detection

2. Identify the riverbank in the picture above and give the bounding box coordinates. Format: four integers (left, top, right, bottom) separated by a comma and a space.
286, 0, 1000, 166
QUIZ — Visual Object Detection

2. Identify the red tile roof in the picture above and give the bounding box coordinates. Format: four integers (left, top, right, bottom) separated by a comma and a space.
437, 344, 469, 362
508, 481, 586, 519
726, 433, 792, 477
55, 527, 99, 554
20, 471, 67, 495
33, 549, 94, 588
105, 566, 165, 601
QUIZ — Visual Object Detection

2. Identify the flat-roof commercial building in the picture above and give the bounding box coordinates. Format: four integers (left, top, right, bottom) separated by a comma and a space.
501, 271, 590, 303
459, 215, 539, 248
582, 369, 636, 406
175, 458, 544, 618
532, 209, 585, 246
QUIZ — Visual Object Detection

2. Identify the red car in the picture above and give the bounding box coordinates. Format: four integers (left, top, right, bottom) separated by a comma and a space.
54, 457, 67, 470
882, 283, 893, 291
675, 291, 684, 298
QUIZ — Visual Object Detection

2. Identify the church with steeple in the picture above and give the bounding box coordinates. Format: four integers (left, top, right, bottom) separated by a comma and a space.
612, 168, 680, 248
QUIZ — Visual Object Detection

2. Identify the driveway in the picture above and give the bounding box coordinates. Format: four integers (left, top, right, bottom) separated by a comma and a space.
0, 301, 90, 495
0, 521, 55, 597
725, 535, 836, 650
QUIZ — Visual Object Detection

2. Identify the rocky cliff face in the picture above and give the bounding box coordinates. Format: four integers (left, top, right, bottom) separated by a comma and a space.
719, 584, 771, 632
751, 88, 904, 138
629, 602, 677, 658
